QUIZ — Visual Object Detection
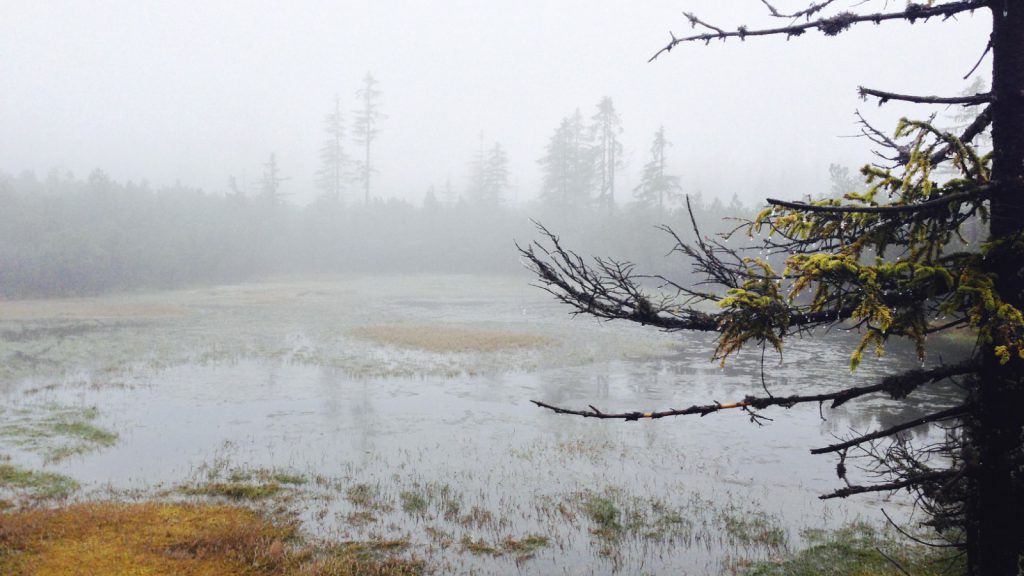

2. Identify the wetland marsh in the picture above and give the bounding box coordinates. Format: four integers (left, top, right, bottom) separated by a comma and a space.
0, 275, 966, 574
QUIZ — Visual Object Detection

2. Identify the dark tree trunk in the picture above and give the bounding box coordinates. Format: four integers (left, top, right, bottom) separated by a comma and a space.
967, 3, 1024, 575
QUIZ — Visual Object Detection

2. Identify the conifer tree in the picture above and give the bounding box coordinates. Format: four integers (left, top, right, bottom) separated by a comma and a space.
316, 96, 348, 204
538, 109, 594, 213
590, 96, 623, 210
521, 3, 1022, 573
352, 72, 384, 204
633, 126, 680, 211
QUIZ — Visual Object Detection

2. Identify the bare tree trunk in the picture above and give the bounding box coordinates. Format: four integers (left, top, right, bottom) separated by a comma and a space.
967, 4, 1024, 574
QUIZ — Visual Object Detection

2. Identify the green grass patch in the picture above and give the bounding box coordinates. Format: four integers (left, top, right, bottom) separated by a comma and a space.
0, 463, 78, 499
734, 523, 963, 576
0, 404, 118, 462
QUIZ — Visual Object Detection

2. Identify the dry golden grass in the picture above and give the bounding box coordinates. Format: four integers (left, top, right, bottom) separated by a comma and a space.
349, 324, 556, 353
0, 297, 190, 320
0, 502, 423, 576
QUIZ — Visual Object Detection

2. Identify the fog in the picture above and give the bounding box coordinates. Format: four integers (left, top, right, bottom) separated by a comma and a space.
0, 3, 991, 573
2, 1, 990, 206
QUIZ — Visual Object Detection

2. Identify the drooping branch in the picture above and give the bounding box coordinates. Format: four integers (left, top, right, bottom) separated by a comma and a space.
811, 404, 972, 455
859, 87, 991, 106
531, 360, 976, 421
649, 1, 987, 62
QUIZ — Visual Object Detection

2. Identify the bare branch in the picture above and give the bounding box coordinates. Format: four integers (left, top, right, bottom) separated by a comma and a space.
530, 360, 976, 422
650, 1, 987, 62
859, 87, 991, 106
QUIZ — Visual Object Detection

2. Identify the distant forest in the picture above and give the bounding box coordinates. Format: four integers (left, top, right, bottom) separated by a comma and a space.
0, 167, 758, 299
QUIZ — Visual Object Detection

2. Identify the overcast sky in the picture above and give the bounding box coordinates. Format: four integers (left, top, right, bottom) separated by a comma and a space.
0, 1, 992, 206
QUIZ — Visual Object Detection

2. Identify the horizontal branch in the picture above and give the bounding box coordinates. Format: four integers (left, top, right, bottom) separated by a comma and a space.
811, 404, 971, 455
859, 87, 991, 106
530, 359, 976, 422
650, 1, 987, 62
765, 189, 985, 215
821, 470, 956, 499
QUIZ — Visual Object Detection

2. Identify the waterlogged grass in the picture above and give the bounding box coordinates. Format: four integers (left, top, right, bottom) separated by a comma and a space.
346, 483, 391, 511
583, 495, 623, 538
0, 404, 117, 462
459, 534, 549, 560
570, 489, 701, 545
0, 463, 78, 499
399, 490, 430, 515
0, 502, 424, 576
723, 510, 788, 549
349, 324, 555, 353
181, 467, 307, 501
320, 540, 423, 576
732, 523, 964, 576
183, 481, 283, 500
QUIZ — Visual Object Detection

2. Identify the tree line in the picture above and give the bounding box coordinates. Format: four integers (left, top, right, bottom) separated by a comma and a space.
0, 163, 758, 299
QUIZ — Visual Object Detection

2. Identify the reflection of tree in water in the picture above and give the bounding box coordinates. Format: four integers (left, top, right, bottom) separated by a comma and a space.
349, 380, 377, 458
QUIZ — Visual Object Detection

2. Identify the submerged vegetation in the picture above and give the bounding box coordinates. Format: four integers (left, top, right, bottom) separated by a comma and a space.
0, 404, 117, 463
0, 463, 78, 500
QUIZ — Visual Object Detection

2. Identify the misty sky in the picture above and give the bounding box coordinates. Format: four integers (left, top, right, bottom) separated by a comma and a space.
1, 1, 991, 206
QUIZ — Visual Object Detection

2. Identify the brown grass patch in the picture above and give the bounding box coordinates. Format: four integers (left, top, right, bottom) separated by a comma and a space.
0, 297, 189, 320
0, 502, 423, 576
349, 324, 555, 353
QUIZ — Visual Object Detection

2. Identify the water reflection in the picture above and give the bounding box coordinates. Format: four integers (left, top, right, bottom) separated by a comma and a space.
0, 276, 971, 575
